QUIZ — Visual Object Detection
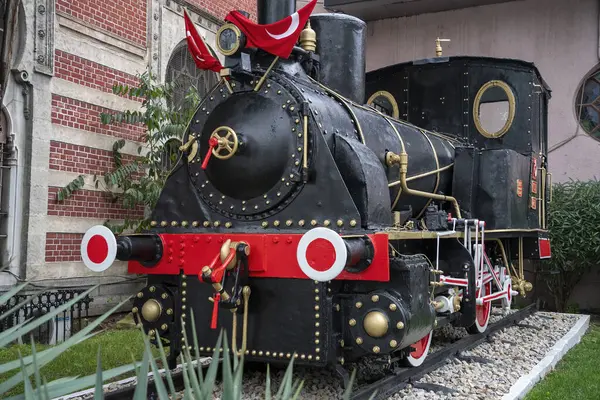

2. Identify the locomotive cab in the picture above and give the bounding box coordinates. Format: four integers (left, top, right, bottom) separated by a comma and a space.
366, 56, 553, 260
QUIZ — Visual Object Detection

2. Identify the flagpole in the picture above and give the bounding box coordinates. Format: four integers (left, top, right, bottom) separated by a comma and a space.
220, 69, 234, 94
222, 78, 234, 94
254, 56, 280, 92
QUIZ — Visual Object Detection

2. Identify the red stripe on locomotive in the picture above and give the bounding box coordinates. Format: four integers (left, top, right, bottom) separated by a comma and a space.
127, 233, 390, 282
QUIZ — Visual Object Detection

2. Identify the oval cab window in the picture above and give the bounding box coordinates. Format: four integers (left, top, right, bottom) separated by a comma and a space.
367, 91, 400, 119
473, 80, 516, 138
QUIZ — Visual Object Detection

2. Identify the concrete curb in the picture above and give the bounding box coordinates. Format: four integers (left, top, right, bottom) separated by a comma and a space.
501, 314, 591, 400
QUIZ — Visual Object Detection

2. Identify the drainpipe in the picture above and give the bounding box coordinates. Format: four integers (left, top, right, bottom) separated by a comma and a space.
10, 68, 30, 282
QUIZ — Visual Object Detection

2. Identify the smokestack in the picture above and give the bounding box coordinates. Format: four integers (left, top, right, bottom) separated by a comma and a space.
257, 0, 296, 24
311, 14, 367, 104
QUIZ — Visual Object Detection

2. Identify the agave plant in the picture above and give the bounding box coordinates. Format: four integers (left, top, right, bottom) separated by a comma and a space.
0, 276, 138, 399
0, 274, 365, 399
100, 311, 361, 399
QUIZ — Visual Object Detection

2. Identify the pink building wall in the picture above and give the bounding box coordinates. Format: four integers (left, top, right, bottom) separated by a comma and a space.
364, 0, 600, 183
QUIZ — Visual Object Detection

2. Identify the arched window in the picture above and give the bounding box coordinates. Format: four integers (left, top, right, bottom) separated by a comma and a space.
575, 67, 600, 142
158, 137, 183, 173
165, 39, 220, 111
160, 38, 220, 172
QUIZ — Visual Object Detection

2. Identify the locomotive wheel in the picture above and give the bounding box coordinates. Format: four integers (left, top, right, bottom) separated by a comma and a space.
401, 331, 433, 367
466, 281, 493, 334
502, 277, 514, 310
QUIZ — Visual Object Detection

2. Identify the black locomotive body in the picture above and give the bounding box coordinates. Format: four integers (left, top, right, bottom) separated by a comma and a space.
79, 1, 552, 374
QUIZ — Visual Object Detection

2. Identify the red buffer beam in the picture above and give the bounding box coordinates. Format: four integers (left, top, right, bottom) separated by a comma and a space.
80, 225, 390, 282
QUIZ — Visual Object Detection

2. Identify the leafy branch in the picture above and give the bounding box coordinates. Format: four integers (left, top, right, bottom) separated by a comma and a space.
56, 69, 201, 233
56, 175, 85, 202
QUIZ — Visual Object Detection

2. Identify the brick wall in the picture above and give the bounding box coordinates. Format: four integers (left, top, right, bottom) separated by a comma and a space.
56, 0, 147, 46
51, 95, 146, 142
48, 187, 145, 220
50, 141, 142, 177
55, 50, 143, 102
187, 0, 257, 21
45, 233, 84, 263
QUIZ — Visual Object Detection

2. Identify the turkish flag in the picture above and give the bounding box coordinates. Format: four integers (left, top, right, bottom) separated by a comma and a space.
224, 0, 317, 59
184, 10, 223, 72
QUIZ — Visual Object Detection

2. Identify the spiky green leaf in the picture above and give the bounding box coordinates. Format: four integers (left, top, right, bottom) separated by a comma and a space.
0, 282, 29, 306
0, 298, 124, 395
95, 345, 104, 400
0, 285, 97, 348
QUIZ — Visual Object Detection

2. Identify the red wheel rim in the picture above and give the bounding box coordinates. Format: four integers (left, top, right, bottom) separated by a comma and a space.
410, 332, 431, 359
476, 282, 492, 327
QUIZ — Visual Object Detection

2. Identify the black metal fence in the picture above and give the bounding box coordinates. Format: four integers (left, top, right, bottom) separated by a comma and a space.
0, 289, 94, 345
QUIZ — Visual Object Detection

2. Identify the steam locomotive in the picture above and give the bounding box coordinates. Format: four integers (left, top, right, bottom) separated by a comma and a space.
79, 0, 552, 372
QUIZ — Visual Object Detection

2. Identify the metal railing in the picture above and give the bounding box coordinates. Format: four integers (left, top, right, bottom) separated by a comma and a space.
0, 289, 94, 345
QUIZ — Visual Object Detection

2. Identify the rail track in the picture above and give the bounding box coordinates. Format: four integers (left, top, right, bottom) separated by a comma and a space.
349, 303, 537, 400
100, 304, 537, 400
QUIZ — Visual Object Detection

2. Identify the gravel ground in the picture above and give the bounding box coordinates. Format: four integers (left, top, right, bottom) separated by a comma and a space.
388, 310, 580, 400
204, 308, 581, 400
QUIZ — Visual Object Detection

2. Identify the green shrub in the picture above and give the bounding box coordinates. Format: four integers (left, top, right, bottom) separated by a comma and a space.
540, 179, 600, 312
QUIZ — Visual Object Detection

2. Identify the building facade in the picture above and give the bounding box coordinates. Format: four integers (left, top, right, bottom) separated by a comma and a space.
0, 0, 257, 313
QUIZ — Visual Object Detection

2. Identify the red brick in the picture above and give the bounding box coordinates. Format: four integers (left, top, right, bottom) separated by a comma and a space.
49, 140, 144, 178
51, 95, 146, 142
45, 233, 84, 262
56, 0, 147, 46
48, 187, 145, 220
54, 50, 143, 102
186, 0, 257, 22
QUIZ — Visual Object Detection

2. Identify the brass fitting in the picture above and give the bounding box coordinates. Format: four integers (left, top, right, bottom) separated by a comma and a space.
385, 151, 402, 167
398, 152, 409, 174
212, 282, 231, 301
387, 150, 463, 218
179, 136, 197, 152
299, 20, 316, 52
452, 295, 461, 312
219, 68, 231, 78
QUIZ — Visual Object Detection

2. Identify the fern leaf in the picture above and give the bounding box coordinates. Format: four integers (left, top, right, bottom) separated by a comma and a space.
103, 163, 140, 187
56, 175, 85, 201
112, 139, 126, 167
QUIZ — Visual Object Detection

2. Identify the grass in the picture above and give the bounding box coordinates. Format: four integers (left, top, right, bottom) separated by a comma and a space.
0, 327, 159, 397
525, 322, 600, 400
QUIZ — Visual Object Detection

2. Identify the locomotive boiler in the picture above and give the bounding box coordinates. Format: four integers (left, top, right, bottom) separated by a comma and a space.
79, 0, 552, 374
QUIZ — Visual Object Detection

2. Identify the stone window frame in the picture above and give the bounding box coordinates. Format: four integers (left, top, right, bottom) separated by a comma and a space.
164, 38, 220, 111
575, 67, 600, 143
160, 40, 220, 171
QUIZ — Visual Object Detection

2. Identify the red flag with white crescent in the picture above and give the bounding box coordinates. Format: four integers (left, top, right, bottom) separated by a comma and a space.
224, 0, 318, 59
184, 10, 223, 72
